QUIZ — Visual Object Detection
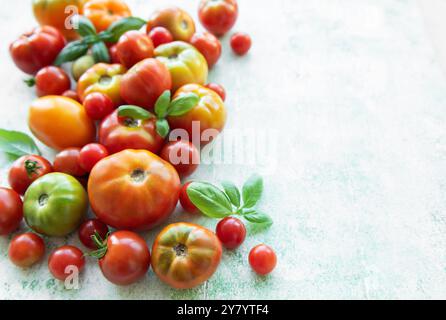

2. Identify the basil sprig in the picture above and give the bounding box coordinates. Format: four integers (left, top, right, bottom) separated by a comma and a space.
0, 129, 40, 165
187, 175, 273, 227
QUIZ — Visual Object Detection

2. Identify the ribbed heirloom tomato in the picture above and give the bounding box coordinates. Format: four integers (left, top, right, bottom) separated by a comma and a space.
84, 0, 132, 33
8, 155, 53, 195
198, 0, 238, 36
147, 7, 196, 42
190, 32, 222, 68
88, 150, 181, 230
116, 31, 154, 69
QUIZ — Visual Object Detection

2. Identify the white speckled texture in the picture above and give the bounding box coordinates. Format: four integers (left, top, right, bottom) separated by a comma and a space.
1, 0, 446, 299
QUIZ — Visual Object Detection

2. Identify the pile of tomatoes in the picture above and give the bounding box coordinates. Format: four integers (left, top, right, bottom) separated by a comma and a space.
1, 0, 276, 290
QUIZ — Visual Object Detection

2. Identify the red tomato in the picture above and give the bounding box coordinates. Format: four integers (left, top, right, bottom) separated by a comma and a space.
83, 92, 115, 121
179, 182, 199, 214
54, 148, 87, 177
62, 90, 80, 102
116, 31, 154, 69
205, 83, 226, 101
230, 32, 251, 55
109, 44, 121, 64
9, 26, 66, 75
95, 231, 151, 286
9, 233, 45, 268
99, 110, 164, 154
160, 140, 200, 177
216, 217, 246, 249
48, 246, 85, 281
190, 32, 222, 68
249, 244, 277, 275
120, 58, 172, 110
0, 188, 23, 235
8, 155, 53, 195
78, 219, 109, 249
79, 143, 109, 172
30, 66, 71, 97
198, 0, 238, 36
148, 26, 173, 48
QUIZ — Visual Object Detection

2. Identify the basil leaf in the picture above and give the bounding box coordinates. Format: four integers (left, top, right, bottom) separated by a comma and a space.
154, 90, 171, 119
156, 119, 170, 138
221, 181, 241, 207
117, 105, 153, 120
92, 41, 110, 63
243, 211, 273, 226
242, 174, 264, 208
74, 15, 97, 37
100, 17, 147, 43
54, 40, 89, 66
167, 93, 199, 116
187, 182, 233, 218
0, 129, 40, 163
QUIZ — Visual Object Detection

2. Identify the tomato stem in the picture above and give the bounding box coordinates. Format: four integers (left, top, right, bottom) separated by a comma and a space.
24, 160, 41, 178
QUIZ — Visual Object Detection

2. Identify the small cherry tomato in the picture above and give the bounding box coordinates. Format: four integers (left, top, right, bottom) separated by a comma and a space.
28, 66, 71, 97
62, 90, 80, 102
160, 140, 200, 177
78, 219, 109, 249
148, 26, 173, 48
48, 245, 85, 281
198, 0, 238, 36
83, 92, 115, 121
116, 31, 154, 69
79, 143, 109, 172
249, 244, 277, 275
190, 32, 222, 68
216, 217, 246, 249
8, 233, 45, 268
54, 148, 87, 177
230, 32, 251, 56
8, 155, 53, 195
179, 182, 199, 214
109, 44, 120, 64
205, 83, 226, 101
0, 188, 23, 235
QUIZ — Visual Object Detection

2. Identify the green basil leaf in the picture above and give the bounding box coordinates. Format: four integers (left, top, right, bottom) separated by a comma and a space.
243, 211, 273, 226
167, 93, 199, 116
242, 174, 264, 208
100, 17, 147, 43
118, 105, 153, 120
0, 129, 40, 164
221, 181, 241, 208
187, 182, 233, 218
92, 41, 110, 63
74, 15, 97, 37
154, 90, 171, 119
54, 40, 89, 66
156, 119, 170, 138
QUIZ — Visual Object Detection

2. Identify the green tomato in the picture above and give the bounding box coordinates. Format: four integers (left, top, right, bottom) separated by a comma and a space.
24, 173, 88, 237
72, 55, 95, 81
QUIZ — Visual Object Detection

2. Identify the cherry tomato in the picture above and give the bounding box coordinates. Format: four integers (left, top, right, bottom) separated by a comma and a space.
79, 143, 109, 172
48, 245, 85, 281
29, 66, 71, 97
84, 0, 132, 33
190, 32, 222, 68
78, 219, 109, 249
146, 7, 195, 42
198, 0, 238, 36
109, 44, 120, 64
62, 90, 80, 102
148, 27, 173, 48
83, 92, 115, 121
249, 244, 277, 275
116, 31, 154, 69
8, 233, 45, 268
179, 182, 199, 214
0, 188, 23, 235
8, 155, 53, 195
160, 140, 200, 177
216, 217, 246, 249
54, 148, 87, 177
205, 83, 226, 101
230, 32, 251, 56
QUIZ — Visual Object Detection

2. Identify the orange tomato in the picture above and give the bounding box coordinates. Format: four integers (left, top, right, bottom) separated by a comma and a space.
28, 96, 96, 150
84, 0, 132, 33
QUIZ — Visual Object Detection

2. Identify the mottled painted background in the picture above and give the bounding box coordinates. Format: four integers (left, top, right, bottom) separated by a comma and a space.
1, 0, 446, 299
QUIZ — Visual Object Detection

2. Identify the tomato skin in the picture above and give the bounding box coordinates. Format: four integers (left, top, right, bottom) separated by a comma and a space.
62, 90, 80, 102
109, 45, 120, 64
216, 217, 246, 249
28, 96, 96, 150
160, 140, 200, 177
84, 0, 132, 33
190, 32, 222, 68
179, 182, 199, 214
0, 188, 23, 235
8, 155, 53, 195
98, 231, 151, 286
9, 26, 66, 75
148, 27, 173, 48
230, 32, 252, 56
88, 150, 181, 230
198, 0, 238, 36
83, 92, 115, 121
54, 148, 87, 177
79, 143, 109, 172
9, 233, 45, 268
120, 58, 171, 110
78, 219, 109, 249
205, 83, 226, 101
146, 7, 195, 42
152, 223, 222, 289
249, 244, 277, 275
34, 66, 71, 97
48, 246, 85, 281
116, 31, 154, 69
72, 55, 95, 81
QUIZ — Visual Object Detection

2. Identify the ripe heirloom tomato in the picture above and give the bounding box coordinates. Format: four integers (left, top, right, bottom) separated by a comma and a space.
84, 0, 132, 33
249, 244, 277, 275
78, 219, 109, 249
148, 27, 173, 48
28, 96, 96, 150
79, 143, 109, 172
147, 7, 195, 42
198, 0, 238, 36
230, 32, 252, 56
190, 32, 222, 68
216, 217, 246, 249
160, 140, 200, 177
9, 26, 66, 75
48, 246, 85, 281
88, 150, 181, 230
206, 83, 226, 101
54, 148, 87, 177
77, 63, 126, 107
9, 233, 45, 268
116, 31, 154, 69
30, 66, 71, 97
83, 92, 115, 121
179, 182, 199, 214
99, 110, 164, 154
0, 188, 23, 235
151, 223, 222, 289
8, 155, 53, 195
